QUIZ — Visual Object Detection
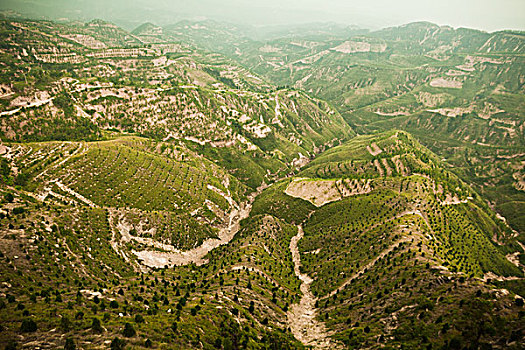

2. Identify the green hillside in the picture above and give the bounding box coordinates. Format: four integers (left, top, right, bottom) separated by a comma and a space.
0, 16, 523, 350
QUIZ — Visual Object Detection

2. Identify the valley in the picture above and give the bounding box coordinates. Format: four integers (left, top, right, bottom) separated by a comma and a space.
0, 14, 523, 350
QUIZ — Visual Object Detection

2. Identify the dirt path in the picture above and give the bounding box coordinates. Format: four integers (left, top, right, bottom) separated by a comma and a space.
323, 237, 412, 299
0, 96, 55, 117
35, 142, 86, 181
54, 180, 97, 207
287, 226, 341, 349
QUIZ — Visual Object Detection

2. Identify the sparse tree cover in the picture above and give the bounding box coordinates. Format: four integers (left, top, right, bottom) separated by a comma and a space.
0, 7, 523, 350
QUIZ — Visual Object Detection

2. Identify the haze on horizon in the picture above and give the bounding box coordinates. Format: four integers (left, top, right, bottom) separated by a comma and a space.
0, 0, 524, 32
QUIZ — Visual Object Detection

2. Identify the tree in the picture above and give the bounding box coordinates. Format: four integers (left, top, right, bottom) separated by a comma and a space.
122, 322, 136, 337
91, 318, 103, 333
4, 193, 14, 203
60, 316, 71, 332
64, 337, 76, 350
20, 319, 37, 332
14, 172, 29, 187
134, 314, 144, 323
110, 337, 126, 350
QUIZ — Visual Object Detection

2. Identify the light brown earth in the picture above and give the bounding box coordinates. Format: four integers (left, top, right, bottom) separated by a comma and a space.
285, 178, 372, 207
113, 185, 266, 268
367, 142, 383, 156
332, 40, 386, 54
287, 226, 342, 349
381, 158, 393, 176
428, 107, 472, 117
393, 155, 409, 176
430, 78, 463, 89
373, 159, 385, 177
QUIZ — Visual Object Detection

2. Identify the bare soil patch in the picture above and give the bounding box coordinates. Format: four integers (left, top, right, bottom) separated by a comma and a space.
285, 178, 371, 207
366, 142, 383, 156
430, 78, 463, 89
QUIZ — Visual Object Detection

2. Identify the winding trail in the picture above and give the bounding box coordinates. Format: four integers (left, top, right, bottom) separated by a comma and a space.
35, 142, 86, 181
287, 226, 341, 349
54, 181, 97, 207
322, 237, 412, 300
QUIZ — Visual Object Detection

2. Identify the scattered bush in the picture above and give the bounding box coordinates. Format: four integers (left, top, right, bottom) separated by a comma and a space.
122, 322, 136, 337
20, 319, 37, 332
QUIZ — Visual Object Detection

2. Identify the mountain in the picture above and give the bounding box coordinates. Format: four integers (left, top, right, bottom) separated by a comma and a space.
0, 18, 353, 187
131, 22, 162, 36
0, 17, 524, 350
252, 130, 522, 347
198, 20, 525, 238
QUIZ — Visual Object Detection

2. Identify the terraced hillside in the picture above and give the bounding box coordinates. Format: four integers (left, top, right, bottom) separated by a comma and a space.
1, 128, 524, 349
3, 137, 253, 268
0, 19, 353, 193
0, 138, 307, 349
251, 131, 524, 348
0, 191, 304, 349
118, 20, 525, 239
0, 15, 524, 350
183, 20, 524, 237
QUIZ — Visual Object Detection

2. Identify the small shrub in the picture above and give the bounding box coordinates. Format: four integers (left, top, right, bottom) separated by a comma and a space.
91, 318, 103, 333
64, 338, 76, 350
20, 319, 37, 332
134, 314, 144, 323
122, 322, 136, 337
110, 337, 126, 350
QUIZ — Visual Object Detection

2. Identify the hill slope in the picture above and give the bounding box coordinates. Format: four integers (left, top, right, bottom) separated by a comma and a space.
0, 17, 524, 350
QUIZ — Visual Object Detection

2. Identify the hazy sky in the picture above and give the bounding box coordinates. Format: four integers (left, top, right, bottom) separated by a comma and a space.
1, 0, 524, 31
